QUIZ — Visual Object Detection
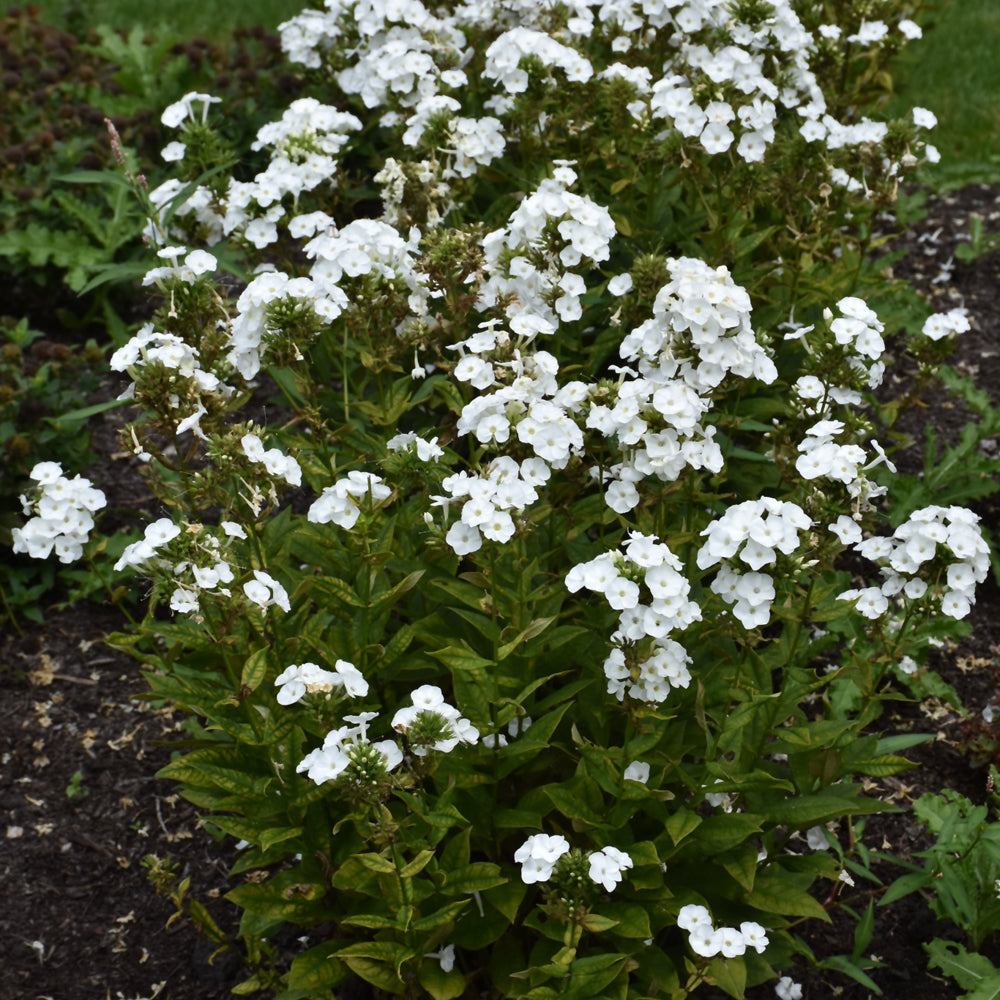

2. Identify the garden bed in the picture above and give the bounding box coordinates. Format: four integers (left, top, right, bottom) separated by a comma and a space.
3, 180, 1000, 999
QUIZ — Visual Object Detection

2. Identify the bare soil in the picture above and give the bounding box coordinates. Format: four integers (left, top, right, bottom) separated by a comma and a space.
3, 184, 1000, 999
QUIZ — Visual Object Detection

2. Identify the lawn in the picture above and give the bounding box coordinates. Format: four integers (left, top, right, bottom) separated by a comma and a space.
31, 0, 305, 39
886, 0, 1000, 189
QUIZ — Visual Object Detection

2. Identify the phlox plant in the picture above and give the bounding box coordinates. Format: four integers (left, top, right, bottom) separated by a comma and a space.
18, 0, 994, 997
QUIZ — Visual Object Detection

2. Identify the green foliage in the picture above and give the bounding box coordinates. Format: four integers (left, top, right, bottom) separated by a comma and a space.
926, 940, 1000, 1000
0, 317, 125, 624
0, 4, 302, 340
19, 0, 999, 996
882, 781, 1000, 952
955, 216, 1000, 264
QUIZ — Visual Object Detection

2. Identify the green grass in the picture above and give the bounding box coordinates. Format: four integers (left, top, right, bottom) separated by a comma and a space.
32, 0, 306, 41
887, 0, 1000, 191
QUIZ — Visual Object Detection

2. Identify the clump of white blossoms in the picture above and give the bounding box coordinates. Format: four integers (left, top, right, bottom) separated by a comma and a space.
241, 433, 302, 487
308, 471, 393, 530
514, 833, 570, 884
697, 498, 812, 628
921, 307, 971, 341
677, 903, 769, 959
514, 834, 633, 893
13, 462, 106, 564
839, 505, 991, 621
243, 569, 291, 613
275, 660, 368, 704
297, 712, 404, 786
588, 845, 634, 892
390, 684, 479, 755
567, 532, 701, 704
110, 320, 233, 439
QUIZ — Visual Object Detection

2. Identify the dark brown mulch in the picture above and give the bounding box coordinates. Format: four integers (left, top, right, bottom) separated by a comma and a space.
0, 606, 247, 999
3, 184, 1000, 1000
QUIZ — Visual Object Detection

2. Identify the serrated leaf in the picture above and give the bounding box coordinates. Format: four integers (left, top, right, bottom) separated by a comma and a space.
927, 940, 1000, 991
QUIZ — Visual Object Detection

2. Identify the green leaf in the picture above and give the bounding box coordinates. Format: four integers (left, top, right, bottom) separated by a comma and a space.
599, 902, 651, 939
682, 812, 762, 855
418, 962, 467, 1000
853, 899, 875, 962
664, 808, 702, 847
746, 867, 829, 921
284, 941, 350, 996
310, 575, 363, 607
879, 870, 932, 906
399, 849, 435, 878
709, 955, 747, 999
927, 940, 1000, 991
241, 647, 275, 693
259, 825, 303, 852
440, 862, 507, 896
412, 899, 471, 933
818, 954, 883, 995
497, 616, 556, 660
759, 789, 889, 829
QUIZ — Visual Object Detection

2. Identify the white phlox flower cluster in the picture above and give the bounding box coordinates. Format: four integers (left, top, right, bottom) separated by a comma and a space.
337, 23, 467, 118
308, 471, 393, 530
242, 433, 302, 487
243, 569, 291, 613
157, 99, 362, 250
110, 322, 232, 437
513, 833, 633, 892
922, 307, 970, 341
228, 270, 347, 380
483, 26, 593, 94
795, 418, 894, 506
789, 296, 886, 418
305, 218, 431, 320
385, 431, 445, 462
115, 517, 182, 572
621, 256, 775, 390
402, 95, 506, 178
698, 499, 811, 628
168, 555, 237, 614
514, 833, 570, 884
482, 166, 616, 278
677, 903, 769, 959
112, 518, 245, 615
588, 845, 634, 892
275, 659, 368, 704
13, 462, 106, 564
567, 532, 700, 703
643, 3, 814, 163
437, 456, 550, 555
142, 245, 217, 287
297, 712, 404, 785
839, 506, 990, 621
390, 683, 479, 754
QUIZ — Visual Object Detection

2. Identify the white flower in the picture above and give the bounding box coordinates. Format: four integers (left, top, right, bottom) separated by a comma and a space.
588, 846, 633, 891
775, 976, 803, 1000
514, 833, 570, 884
244, 570, 290, 612
624, 761, 650, 784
